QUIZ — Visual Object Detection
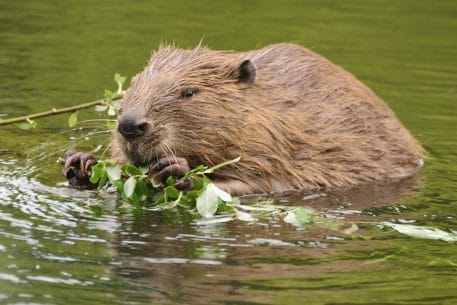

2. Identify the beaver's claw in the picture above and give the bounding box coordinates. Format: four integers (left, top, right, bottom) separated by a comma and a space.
149, 157, 193, 191
63, 150, 98, 189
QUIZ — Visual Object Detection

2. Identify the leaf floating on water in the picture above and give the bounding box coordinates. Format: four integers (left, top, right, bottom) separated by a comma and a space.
382, 222, 457, 242
236, 210, 255, 222
284, 207, 312, 225
283, 211, 297, 224
295, 207, 311, 224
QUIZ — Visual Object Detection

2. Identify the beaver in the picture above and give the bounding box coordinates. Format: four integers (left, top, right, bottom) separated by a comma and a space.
63, 43, 424, 195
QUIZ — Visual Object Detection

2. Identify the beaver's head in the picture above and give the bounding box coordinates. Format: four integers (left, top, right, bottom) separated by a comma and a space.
115, 46, 256, 167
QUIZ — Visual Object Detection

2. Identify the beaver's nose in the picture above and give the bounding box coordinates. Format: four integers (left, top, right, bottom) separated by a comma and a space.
117, 111, 149, 141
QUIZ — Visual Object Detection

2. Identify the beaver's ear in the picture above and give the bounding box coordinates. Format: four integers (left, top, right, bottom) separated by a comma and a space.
237, 60, 256, 84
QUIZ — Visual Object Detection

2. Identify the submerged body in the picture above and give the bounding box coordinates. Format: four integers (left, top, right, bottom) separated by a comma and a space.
106, 43, 423, 195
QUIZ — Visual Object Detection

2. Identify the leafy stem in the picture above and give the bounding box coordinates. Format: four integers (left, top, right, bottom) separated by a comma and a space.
0, 73, 127, 129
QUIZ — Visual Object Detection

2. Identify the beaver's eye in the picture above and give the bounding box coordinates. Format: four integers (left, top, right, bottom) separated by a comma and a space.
182, 89, 196, 99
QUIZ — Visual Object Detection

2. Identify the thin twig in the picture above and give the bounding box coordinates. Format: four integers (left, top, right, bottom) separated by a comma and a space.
0, 96, 122, 126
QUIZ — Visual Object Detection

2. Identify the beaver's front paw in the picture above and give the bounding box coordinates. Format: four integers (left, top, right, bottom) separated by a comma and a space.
148, 157, 193, 191
63, 150, 98, 189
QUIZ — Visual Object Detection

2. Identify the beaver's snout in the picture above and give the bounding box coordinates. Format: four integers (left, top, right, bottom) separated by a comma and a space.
117, 111, 149, 141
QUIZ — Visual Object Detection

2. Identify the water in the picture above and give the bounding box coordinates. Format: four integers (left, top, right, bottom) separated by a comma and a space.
1, 1, 456, 304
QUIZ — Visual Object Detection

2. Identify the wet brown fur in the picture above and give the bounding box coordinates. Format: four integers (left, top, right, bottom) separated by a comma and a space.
110, 43, 424, 195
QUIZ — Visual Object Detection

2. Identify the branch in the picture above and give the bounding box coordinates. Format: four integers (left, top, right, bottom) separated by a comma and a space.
0, 96, 122, 126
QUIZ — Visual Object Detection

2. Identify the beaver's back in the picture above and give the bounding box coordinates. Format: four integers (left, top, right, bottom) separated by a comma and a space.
242, 43, 424, 180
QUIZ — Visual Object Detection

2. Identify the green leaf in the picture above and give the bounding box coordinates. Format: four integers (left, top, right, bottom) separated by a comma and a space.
104, 89, 116, 100
295, 207, 311, 224
283, 207, 313, 225
165, 176, 176, 186
106, 165, 121, 181
18, 119, 37, 130
192, 177, 204, 190
112, 179, 124, 193
107, 106, 116, 116
114, 73, 125, 83
185, 190, 200, 200
203, 156, 240, 174
94, 105, 108, 112
212, 184, 232, 202
18, 122, 33, 130
182, 165, 207, 180
114, 73, 127, 94
98, 172, 108, 189
202, 175, 212, 187
110, 99, 121, 111
164, 186, 180, 200
68, 111, 78, 128
217, 200, 235, 213
89, 163, 104, 183
124, 176, 136, 198
196, 183, 219, 218
135, 179, 149, 201
122, 164, 143, 176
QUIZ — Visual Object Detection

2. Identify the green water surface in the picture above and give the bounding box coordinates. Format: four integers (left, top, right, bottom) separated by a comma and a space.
0, 1, 456, 304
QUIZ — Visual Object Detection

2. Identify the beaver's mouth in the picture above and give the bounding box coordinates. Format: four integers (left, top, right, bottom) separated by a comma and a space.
117, 125, 187, 169
121, 138, 163, 167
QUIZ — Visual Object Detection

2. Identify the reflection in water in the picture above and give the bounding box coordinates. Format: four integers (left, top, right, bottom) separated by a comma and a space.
0, 158, 121, 304
105, 178, 422, 304
0, 151, 425, 305
1, 149, 456, 304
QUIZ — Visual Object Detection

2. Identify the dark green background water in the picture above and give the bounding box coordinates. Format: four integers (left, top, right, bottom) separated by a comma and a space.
0, 1, 456, 304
